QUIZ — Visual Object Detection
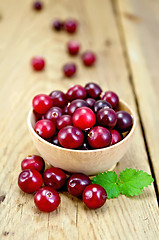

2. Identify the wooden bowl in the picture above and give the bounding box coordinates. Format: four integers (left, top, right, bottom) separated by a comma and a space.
27, 100, 136, 176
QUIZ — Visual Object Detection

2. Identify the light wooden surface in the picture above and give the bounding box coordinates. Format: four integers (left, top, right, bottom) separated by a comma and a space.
0, 0, 158, 239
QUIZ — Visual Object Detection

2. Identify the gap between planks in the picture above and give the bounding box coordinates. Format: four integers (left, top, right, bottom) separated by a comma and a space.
110, 0, 159, 205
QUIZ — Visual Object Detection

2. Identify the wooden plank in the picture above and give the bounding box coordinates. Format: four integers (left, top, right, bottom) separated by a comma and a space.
0, 0, 158, 239
115, 0, 159, 192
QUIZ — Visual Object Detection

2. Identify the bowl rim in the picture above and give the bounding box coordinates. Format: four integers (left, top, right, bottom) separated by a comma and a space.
27, 99, 136, 153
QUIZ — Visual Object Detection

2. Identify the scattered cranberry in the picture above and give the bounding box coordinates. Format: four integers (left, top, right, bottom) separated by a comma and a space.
43, 167, 67, 190
34, 187, 60, 212
67, 173, 91, 197
82, 51, 96, 66
110, 130, 122, 146
68, 99, 89, 115
58, 126, 84, 149
52, 19, 63, 31
72, 107, 96, 130
49, 90, 68, 108
67, 40, 80, 55
33, 1, 43, 11
88, 126, 111, 149
32, 94, 53, 114
21, 155, 45, 173
85, 82, 102, 99
116, 111, 133, 132
35, 119, 56, 139
57, 115, 72, 130
63, 63, 76, 78
31, 56, 45, 71
83, 184, 107, 209
97, 108, 117, 129
101, 91, 119, 109
66, 85, 87, 101
85, 98, 96, 109
44, 107, 63, 124
64, 19, 78, 34
18, 169, 43, 194
94, 100, 112, 113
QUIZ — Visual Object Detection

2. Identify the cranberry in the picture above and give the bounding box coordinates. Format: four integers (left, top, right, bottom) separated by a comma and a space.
49, 90, 68, 108
94, 100, 112, 113
67, 40, 80, 55
116, 111, 133, 132
72, 107, 96, 130
58, 126, 84, 149
33, 1, 43, 11
101, 91, 119, 109
52, 19, 63, 31
52, 135, 60, 146
64, 19, 78, 33
44, 107, 63, 124
66, 85, 87, 101
83, 184, 107, 209
85, 98, 96, 109
88, 126, 111, 149
43, 167, 67, 190
35, 119, 56, 139
63, 105, 69, 114
82, 51, 96, 66
63, 63, 76, 77
33, 110, 42, 122
67, 173, 91, 197
110, 129, 122, 146
85, 82, 102, 99
68, 99, 89, 115
97, 108, 117, 129
21, 155, 45, 173
32, 94, 53, 114
34, 187, 60, 212
57, 115, 72, 130
31, 56, 45, 71
18, 169, 43, 194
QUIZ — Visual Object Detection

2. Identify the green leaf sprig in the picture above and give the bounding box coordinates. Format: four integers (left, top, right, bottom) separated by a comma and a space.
91, 168, 154, 199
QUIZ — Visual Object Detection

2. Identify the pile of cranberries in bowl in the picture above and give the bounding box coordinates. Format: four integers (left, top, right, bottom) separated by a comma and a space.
18, 155, 107, 212
32, 82, 133, 150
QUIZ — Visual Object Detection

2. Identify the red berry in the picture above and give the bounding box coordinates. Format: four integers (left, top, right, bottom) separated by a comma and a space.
32, 94, 53, 114
52, 19, 63, 31
57, 115, 72, 130
63, 63, 76, 77
67, 40, 80, 55
49, 90, 68, 108
94, 100, 112, 113
68, 99, 89, 115
83, 184, 107, 209
82, 51, 96, 66
66, 85, 87, 101
85, 98, 96, 109
85, 82, 102, 99
58, 126, 84, 149
101, 91, 119, 109
64, 19, 78, 34
31, 56, 45, 71
88, 126, 111, 149
18, 169, 43, 193
21, 155, 45, 173
34, 187, 60, 212
116, 111, 133, 132
67, 173, 91, 197
44, 107, 63, 124
97, 108, 117, 129
43, 167, 67, 190
110, 129, 122, 145
72, 107, 96, 130
35, 119, 56, 139
33, 1, 43, 11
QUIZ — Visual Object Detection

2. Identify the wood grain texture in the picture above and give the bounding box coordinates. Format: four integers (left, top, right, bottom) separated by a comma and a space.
115, 0, 159, 192
0, 0, 158, 239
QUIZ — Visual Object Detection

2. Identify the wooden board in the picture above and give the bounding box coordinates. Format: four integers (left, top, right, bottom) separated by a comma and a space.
0, 0, 158, 239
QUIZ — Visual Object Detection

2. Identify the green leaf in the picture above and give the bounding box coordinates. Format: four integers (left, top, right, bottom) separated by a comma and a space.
118, 168, 154, 197
91, 172, 120, 199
